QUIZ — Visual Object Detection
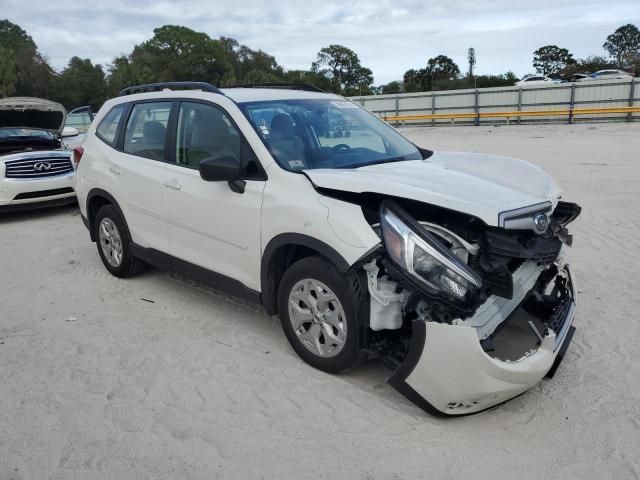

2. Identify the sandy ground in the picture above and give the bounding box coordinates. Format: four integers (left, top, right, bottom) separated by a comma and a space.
1, 123, 639, 480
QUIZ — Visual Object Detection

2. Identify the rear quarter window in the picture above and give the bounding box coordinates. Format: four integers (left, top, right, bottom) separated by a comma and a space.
96, 104, 126, 146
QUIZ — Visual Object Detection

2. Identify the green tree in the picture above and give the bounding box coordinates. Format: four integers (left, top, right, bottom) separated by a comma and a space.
603, 24, 640, 68
533, 45, 575, 76
426, 55, 460, 80
234, 47, 283, 84
403, 69, 422, 92
559, 55, 616, 78
107, 25, 228, 94
402, 56, 459, 93
0, 46, 17, 96
106, 27, 292, 94
472, 71, 518, 88
379, 81, 403, 94
283, 69, 333, 90
0, 19, 54, 98
311, 44, 373, 93
54, 57, 107, 109
343, 65, 374, 96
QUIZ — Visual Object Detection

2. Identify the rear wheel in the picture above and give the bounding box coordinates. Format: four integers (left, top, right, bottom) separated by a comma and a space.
278, 256, 364, 373
94, 205, 146, 278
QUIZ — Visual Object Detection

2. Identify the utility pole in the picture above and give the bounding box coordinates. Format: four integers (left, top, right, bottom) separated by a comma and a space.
467, 47, 476, 78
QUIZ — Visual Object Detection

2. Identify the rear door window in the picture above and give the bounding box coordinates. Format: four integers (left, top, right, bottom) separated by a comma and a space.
123, 102, 172, 161
96, 104, 125, 146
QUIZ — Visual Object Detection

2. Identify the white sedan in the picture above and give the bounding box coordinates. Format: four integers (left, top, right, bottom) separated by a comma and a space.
516, 75, 563, 86
583, 69, 633, 81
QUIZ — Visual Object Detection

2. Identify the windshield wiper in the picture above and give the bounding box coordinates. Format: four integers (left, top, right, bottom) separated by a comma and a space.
334, 156, 409, 169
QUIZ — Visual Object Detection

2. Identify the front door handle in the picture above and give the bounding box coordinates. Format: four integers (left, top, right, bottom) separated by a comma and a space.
163, 179, 182, 191
108, 165, 121, 175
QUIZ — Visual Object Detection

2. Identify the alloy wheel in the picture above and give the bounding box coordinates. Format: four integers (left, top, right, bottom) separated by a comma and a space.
288, 278, 347, 358
98, 217, 123, 268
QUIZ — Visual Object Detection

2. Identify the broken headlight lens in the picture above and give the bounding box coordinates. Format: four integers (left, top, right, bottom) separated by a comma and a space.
380, 204, 482, 305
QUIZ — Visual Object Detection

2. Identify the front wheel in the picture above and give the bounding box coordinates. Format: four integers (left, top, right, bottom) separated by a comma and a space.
277, 256, 364, 373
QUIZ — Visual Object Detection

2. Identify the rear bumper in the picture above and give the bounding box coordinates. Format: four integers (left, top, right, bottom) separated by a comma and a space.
389, 264, 576, 416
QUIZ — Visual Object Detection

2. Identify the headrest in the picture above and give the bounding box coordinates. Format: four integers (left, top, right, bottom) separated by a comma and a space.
143, 121, 165, 143
191, 108, 230, 149
270, 114, 296, 140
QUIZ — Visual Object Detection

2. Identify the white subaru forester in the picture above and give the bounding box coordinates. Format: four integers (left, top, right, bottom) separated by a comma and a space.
76, 82, 580, 415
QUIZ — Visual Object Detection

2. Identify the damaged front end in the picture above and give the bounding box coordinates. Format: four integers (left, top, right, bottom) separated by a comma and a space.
363, 199, 580, 415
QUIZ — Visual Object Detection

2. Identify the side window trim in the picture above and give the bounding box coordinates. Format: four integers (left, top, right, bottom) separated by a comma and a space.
166, 100, 179, 166
173, 99, 267, 180
115, 102, 133, 151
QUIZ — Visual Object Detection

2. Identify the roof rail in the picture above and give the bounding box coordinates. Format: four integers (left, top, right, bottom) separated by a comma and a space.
223, 82, 328, 93
119, 81, 224, 96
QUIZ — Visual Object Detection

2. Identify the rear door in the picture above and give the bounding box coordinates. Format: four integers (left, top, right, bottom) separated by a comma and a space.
110, 100, 174, 252
163, 100, 266, 291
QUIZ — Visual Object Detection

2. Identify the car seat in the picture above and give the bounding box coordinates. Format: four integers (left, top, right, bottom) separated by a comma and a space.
186, 108, 240, 168
269, 114, 306, 169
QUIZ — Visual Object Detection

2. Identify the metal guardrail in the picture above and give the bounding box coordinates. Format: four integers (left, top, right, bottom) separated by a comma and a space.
351, 79, 639, 125
382, 106, 640, 123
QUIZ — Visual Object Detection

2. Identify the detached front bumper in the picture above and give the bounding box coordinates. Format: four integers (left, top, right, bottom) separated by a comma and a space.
389, 264, 576, 416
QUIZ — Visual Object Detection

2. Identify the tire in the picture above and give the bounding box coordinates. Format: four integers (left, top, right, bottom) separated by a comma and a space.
277, 256, 365, 373
93, 204, 146, 278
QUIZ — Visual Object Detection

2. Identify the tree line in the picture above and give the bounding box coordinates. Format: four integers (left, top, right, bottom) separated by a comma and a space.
1, 19, 639, 109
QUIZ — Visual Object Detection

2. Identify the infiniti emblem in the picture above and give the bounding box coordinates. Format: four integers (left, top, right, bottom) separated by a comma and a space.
533, 213, 549, 233
33, 162, 52, 172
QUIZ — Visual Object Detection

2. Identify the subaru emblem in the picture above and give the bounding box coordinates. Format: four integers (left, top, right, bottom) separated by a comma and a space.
533, 213, 549, 233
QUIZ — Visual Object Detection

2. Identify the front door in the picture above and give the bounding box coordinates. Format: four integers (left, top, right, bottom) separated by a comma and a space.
164, 101, 265, 291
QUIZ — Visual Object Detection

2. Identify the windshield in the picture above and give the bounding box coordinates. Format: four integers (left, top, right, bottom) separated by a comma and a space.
238, 99, 423, 171
0, 128, 53, 139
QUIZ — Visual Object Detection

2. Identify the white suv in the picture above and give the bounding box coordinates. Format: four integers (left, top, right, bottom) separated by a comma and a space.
76, 82, 580, 415
1, 97, 80, 213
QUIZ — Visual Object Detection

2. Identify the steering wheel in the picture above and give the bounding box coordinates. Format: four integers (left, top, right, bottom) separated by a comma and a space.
331, 144, 351, 153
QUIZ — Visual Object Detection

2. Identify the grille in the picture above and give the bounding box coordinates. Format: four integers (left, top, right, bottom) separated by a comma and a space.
482, 230, 562, 266
4, 156, 73, 179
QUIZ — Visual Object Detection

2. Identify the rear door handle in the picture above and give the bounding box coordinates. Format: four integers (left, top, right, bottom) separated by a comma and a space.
108, 165, 121, 175
163, 179, 182, 191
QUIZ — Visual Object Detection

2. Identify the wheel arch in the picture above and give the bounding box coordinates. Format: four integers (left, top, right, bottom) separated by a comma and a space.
261, 233, 351, 315
86, 189, 129, 242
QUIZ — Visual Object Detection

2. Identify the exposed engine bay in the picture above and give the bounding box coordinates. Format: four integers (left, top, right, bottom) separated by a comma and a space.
349, 196, 581, 373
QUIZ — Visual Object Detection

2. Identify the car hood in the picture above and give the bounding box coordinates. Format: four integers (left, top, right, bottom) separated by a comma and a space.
0, 97, 66, 134
304, 151, 562, 226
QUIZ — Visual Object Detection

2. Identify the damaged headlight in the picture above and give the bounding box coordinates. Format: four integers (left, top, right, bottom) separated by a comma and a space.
380, 202, 482, 308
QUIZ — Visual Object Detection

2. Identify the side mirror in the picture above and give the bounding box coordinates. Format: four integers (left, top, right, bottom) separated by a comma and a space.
62, 126, 79, 138
199, 155, 245, 193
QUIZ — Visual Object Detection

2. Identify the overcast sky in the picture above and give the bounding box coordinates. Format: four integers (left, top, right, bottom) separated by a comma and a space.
4, 0, 639, 84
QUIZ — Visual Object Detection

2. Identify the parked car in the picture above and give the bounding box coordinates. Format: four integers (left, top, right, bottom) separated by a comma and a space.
570, 73, 590, 82
62, 106, 94, 150
76, 82, 580, 415
516, 75, 562, 86
0, 97, 79, 213
584, 69, 633, 81
65, 106, 94, 133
